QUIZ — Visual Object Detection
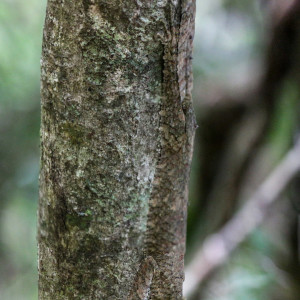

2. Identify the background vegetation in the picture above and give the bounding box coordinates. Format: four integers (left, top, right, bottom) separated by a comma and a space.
0, 0, 299, 299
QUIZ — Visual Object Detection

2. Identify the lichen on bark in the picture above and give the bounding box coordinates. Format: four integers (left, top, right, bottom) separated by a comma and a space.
38, 0, 196, 299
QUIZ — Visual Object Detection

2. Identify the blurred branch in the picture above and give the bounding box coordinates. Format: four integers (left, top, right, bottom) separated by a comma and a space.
184, 139, 300, 298
260, 0, 300, 108
192, 0, 300, 236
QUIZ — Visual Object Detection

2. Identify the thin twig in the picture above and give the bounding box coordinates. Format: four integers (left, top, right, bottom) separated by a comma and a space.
183, 139, 300, 298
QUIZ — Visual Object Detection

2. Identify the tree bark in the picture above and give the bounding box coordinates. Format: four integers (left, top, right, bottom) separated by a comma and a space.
38, 1, 196, 299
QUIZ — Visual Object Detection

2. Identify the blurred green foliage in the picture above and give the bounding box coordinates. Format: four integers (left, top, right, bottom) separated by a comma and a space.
0, 0, 46, 110
188, 1, 299, 300
193, 0, 265, 87
0, 0, 46, 299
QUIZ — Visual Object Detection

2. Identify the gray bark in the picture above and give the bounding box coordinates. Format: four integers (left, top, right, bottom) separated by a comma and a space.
38, 1, 196, 299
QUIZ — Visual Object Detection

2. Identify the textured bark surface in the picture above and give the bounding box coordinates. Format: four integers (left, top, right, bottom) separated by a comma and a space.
38, 0, 196, 299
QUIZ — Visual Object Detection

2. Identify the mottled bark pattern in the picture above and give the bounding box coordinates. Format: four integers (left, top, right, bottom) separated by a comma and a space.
38, 0, 196, 299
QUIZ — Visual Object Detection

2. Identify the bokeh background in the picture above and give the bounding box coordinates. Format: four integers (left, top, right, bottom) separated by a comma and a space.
1, 0, 300, 299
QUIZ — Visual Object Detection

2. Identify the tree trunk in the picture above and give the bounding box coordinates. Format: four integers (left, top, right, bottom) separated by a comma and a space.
38, 1, 196, 299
